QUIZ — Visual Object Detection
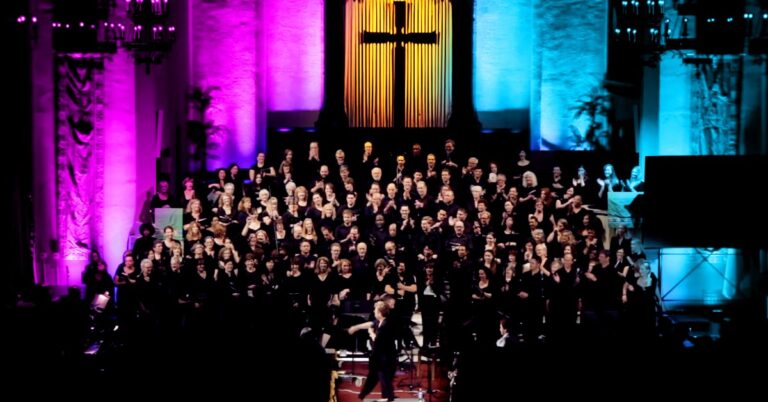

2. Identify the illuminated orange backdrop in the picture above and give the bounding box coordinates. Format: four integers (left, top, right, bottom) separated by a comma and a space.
345, 0, 452, 127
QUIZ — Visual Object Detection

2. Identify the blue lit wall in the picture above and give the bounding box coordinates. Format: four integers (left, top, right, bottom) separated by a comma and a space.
473, 0, 532, 129
657, 53, 693, 156
645, 54, 746, 307
659, 249, 739, 304
530, 0, 607, 150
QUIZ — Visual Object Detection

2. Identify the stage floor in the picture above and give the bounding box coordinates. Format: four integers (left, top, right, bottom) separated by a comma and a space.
335, 356, 449, 402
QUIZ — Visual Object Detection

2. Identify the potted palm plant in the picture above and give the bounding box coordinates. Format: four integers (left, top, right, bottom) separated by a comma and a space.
569, 85, 611, 151
187, 86, 224, 172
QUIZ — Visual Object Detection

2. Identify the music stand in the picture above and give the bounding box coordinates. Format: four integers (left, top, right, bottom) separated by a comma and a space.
420, 344, 440, 395
339, 299, 373, 376
342, 299, 374, 318
397, 346, 421, 391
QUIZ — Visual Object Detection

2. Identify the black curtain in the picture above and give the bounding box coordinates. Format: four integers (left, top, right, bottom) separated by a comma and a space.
3, 0, 33, 304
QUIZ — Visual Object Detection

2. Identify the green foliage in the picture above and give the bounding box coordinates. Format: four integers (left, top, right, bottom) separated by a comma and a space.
569, 85, 611, 151
187, 86, 227, 171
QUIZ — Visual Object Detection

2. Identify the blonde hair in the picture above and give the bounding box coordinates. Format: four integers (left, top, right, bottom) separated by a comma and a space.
295, 186, 309, 201
522, 171, 538, 188
185, 198, 202, 213
315, 256, 331, 274
218, 193, 234, 208
322, 203, 337, 220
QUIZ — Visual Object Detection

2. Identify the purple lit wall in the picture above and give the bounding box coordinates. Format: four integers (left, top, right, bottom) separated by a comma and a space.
265, 0, 324, 114
192, 0, 265, 170
102, 51, 137, 276
31, 1, 57, 285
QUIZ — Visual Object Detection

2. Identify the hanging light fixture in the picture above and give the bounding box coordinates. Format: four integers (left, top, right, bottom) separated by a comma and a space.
611, 0, 666, 61
48, 0, 176, 67
122, 0, 176, 66
51, 0, 116, 54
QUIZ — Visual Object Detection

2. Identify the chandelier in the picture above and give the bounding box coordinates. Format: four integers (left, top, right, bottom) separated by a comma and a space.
611, 0, 667, 63
121, 0, 176, 65
47, 0, 176, 67
611, 0, 768, 60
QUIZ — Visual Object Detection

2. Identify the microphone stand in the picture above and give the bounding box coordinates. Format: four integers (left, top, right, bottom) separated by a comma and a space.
397, 344, 421, 390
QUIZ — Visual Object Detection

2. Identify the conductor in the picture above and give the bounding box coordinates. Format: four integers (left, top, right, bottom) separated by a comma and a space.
348, 300, 398, 401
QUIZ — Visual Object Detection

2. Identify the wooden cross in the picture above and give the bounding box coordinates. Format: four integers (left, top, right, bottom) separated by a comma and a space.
362, 0, 437, 128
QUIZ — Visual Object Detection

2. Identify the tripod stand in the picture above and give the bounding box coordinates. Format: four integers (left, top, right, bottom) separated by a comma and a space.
420, 344, 440, 396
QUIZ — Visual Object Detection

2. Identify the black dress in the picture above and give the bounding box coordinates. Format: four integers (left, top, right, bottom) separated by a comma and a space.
337, 273, 364, 301
151, 193, 177, 210
497, 273, 524, 329
418, 273, 445, 347
308, 272, 337, 325
626, 272, 658, 340
549, 268, 580, 342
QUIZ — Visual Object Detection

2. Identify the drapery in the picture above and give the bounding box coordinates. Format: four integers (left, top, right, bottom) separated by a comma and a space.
691, 57, 740, 155
56, 55, 105, 262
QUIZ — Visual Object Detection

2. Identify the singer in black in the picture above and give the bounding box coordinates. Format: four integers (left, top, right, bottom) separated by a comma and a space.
348, 300, 398, 401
